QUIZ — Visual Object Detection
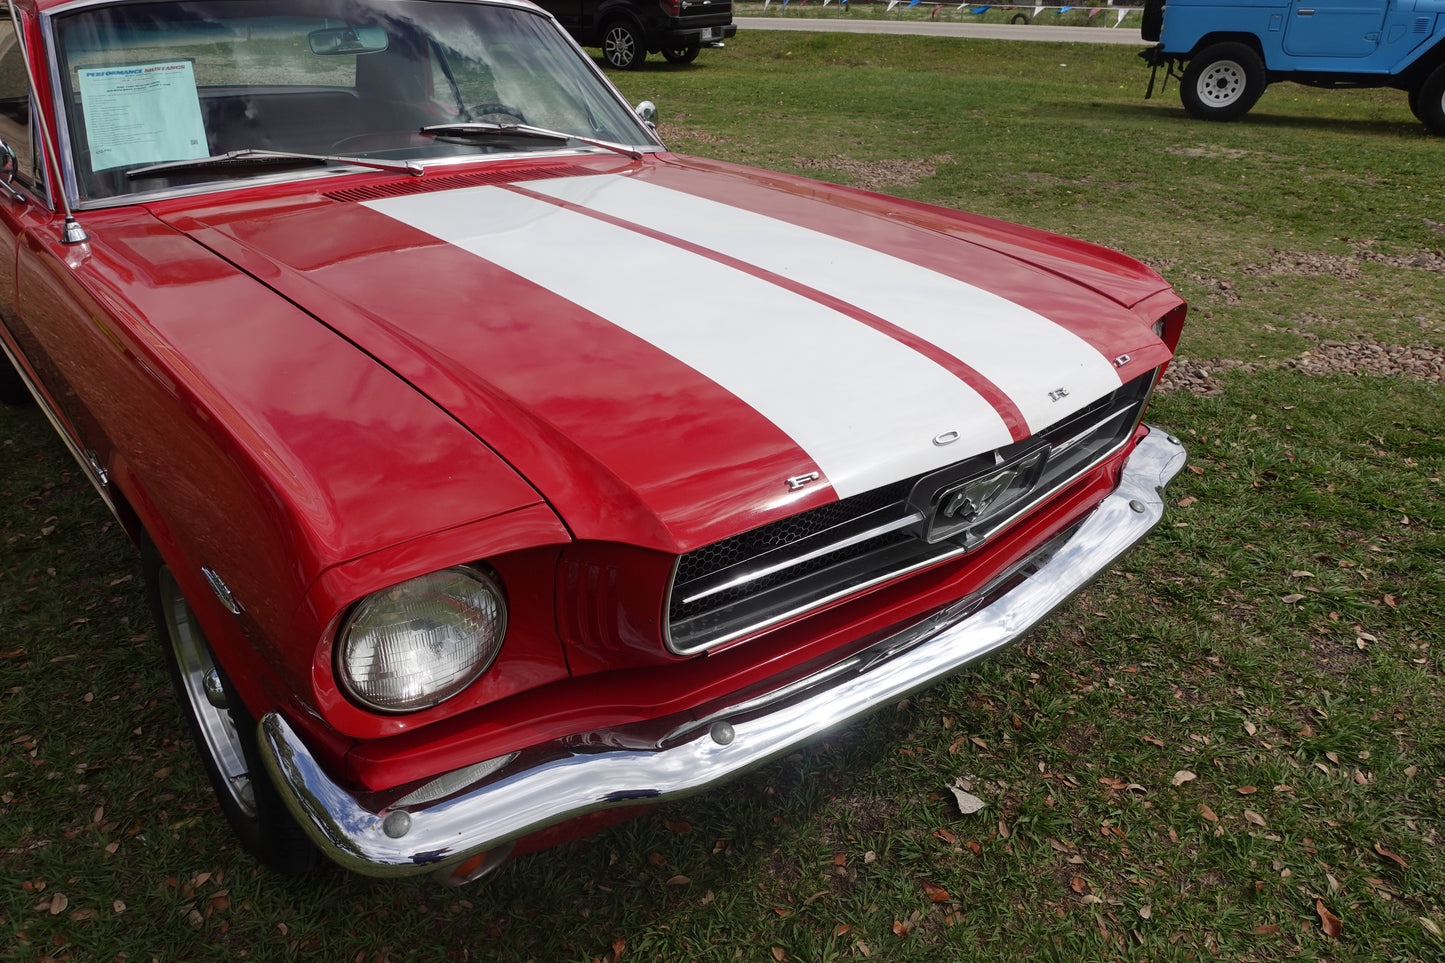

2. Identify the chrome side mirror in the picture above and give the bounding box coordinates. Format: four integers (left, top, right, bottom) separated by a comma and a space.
0, 140, 25, 203
634, 100, 657, 131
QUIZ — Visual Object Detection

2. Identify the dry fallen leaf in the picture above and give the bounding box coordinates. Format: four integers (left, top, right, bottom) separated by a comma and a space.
1420, 917, 1443, 939
1374, 843, 1409, 869
949, 779, 987, 815
1199, 804, 1218, 822
48, 893, 68, 915
922, 882, 951, 903
1317, 900, 1343, 938
1172, 770, 1197, 787
1070, 877, 1089, 894
1237, 785, 1258, 795
1281, 593, 1305, 604
664, 875, 690, 886
1138, 905, 1152, 920
1254, 924, 1280, 935
771, 947, 786, 962
1244, 809, 1267, 827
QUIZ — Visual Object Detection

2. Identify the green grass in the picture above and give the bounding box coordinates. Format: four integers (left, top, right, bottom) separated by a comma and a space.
4, 32, 1443, 963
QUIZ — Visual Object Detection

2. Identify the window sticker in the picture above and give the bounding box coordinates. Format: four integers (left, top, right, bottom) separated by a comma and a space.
77, 61, 208, 171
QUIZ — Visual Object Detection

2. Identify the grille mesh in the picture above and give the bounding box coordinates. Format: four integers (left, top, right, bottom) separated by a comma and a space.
666, 372, 1157, 653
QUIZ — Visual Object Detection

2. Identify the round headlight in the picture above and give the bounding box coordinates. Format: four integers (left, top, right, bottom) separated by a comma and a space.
337, 567, 507, 713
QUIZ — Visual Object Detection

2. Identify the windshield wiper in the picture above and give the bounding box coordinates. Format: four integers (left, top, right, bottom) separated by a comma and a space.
127, 148, 423, 180
419, 122, 642, 161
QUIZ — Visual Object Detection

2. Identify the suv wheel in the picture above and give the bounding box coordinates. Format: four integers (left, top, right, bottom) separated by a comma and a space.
1417, 64, 1445, 135
602, 21, 645, 70
662, 41, 700, 65
1180, 42, 1265, 121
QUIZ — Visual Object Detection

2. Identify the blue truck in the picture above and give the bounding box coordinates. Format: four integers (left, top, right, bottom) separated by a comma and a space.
1140, 0, 1445, 134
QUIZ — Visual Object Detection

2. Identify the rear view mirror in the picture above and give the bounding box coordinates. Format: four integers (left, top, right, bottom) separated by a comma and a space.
307, 26, 388, 56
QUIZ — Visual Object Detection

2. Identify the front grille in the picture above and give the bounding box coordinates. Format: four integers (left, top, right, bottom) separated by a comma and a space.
665, 371, 1158, 654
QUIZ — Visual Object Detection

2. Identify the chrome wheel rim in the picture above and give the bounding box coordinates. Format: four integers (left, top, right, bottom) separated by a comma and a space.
1197, 61, 1245, 107
160, 567, 257, 818
604, 27, 635, 66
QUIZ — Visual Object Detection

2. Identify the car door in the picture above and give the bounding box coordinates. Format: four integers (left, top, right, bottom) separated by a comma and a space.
1282, 0, 1390, 59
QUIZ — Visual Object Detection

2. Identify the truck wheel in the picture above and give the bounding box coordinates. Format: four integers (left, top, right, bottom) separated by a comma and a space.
602, 21, 645, 70
147, 549, 317, 875
1416, 65, 1445, 135
662, 42, 700, 65
1180, 42, 1265, 121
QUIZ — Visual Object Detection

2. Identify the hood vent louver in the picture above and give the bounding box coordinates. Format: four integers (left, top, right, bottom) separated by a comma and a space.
324, 165, 595, 204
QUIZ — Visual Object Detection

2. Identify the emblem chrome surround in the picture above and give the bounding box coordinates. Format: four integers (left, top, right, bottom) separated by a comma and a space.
932, 430, 961, 447
909, 445, 1052, 546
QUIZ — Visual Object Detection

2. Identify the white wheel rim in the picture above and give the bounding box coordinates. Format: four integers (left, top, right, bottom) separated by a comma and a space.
1197, 60, 1246, 107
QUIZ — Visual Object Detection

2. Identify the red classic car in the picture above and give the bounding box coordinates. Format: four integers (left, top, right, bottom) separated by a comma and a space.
0, 0, 1187, 885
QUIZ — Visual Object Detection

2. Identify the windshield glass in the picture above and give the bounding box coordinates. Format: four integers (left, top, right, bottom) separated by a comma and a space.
50, 0, 655, 202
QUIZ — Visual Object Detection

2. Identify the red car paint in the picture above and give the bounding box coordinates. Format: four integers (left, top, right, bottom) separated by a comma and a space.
0, 0, 1186, 878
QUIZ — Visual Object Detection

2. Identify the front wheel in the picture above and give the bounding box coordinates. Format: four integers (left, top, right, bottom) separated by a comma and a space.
661, 42, 700, 65
1415, 64, 1445, 135
1180, 42, 1266, 121
602, 21, 645, 70
148, 552, 317, 874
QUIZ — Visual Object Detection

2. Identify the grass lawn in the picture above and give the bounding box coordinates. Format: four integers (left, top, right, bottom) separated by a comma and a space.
3, 31, 1442, 963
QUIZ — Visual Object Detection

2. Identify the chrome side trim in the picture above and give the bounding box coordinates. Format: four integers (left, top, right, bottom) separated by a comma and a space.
259, 428, 1186, 879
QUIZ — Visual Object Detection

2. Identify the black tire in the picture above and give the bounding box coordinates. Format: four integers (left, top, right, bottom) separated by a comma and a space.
602, 20, 645, 70
1416, 64, 1445, 135
1180, 42, 1266, 121
1141, 0, 1165, 42
661, 42, 700, 65
1009, 12, 1030, 24
146, 548, 317, 875
1, 350, 33, 405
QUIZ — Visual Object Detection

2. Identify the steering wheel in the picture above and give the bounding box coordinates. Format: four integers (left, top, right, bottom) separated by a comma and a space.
468, 103, 527, 124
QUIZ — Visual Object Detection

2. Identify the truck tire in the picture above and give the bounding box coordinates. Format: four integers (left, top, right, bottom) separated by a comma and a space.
1416, 64, 1445, 135
1180, 42, 1266, 121
1141, 0, 1165, 43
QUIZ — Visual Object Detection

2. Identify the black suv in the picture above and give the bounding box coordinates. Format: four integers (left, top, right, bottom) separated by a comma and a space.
536, 0, 736, 69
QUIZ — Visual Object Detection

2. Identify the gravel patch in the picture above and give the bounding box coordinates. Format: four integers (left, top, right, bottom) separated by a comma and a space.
1159, 337, 1445, 396
790, 153, 955, 192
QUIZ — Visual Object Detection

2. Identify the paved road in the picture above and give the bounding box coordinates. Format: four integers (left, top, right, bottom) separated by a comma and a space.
735, 17, 1146, 45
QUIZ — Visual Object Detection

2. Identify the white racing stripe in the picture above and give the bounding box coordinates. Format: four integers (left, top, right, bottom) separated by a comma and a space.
525, 174, 1122, 433
364, 186, 1012, 498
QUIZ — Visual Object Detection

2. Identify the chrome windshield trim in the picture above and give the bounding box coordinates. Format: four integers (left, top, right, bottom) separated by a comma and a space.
259, 428, 1187, 879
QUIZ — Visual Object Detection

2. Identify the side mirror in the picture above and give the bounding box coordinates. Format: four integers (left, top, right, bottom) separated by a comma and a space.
0, 140, 25, 203
634, 100, 657, 131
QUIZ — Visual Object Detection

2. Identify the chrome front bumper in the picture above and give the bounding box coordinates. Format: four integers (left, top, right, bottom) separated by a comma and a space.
260, 428, 1187, 880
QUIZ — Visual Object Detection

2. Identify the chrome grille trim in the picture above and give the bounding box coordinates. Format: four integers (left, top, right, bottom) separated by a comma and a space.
664, 371, 1158, 655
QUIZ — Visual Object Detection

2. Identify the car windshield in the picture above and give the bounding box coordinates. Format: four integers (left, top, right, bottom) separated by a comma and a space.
49, 0, 656, 203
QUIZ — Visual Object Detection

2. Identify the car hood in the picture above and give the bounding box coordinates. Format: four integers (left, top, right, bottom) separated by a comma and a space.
154, 153, 1176, 553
